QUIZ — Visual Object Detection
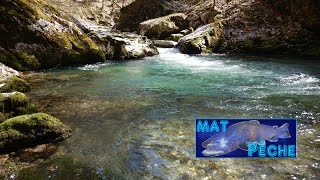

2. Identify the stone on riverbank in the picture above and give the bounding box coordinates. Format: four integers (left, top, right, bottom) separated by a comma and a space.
0, 113, 72, 153
137, 13, 189, 39
178, 22, 224, 54
89, 31, 159, 60
153, 40, 177, 48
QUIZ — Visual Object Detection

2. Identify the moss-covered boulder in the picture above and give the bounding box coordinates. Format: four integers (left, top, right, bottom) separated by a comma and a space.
89, 31, 159, 60
0, 113, 72, 153
0, 0, 105, 71
0, 77, 31, 93
137, 13, 189, 39
0, 92, 37, 121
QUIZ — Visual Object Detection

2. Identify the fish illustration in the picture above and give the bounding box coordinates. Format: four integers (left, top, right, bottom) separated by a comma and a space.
201, 120, 291, 156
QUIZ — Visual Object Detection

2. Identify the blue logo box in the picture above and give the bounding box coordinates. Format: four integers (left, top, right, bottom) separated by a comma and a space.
196, 119, 297, 158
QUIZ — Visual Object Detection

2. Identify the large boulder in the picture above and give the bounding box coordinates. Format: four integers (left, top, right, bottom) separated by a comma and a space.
178, 22, 224, 54
0, 113, 72, 153
89, 30, 159, 60
137, 13, 189, 39
116, 0, 174, 31
0, 0, 105, 71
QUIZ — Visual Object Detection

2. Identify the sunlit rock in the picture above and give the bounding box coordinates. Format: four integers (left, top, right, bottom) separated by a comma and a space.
89, 31, 159, 60
0, 113, 72, 153
137, 13, 189, 39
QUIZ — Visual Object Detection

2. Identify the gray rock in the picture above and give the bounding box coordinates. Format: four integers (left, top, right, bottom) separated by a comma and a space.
0, 63, 19, 78
178, 23, 220, 54
167, 34, 184, 42
137, 13, 189, 39
153, 40, 178, 48
90, 30, 159, 60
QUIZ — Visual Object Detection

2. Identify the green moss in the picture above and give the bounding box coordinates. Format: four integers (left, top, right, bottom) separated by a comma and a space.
0, 92, 37, 120
6, 92, 29, 107
0, 50, 40, 71
0, 77, 32, 93
0, 112, 5, 123
15, 104, 37, 115
0, 113, 72, 153
305, 47, 320, 56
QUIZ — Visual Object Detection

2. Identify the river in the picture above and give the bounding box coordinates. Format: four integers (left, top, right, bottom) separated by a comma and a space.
19, 48, 320, 179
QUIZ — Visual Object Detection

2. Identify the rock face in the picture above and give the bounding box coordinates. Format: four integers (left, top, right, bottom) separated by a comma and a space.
116, 0, 174, 31
0, 0, 105, 71
177, 0, 320, 56
0, 113, 72, 153
137, 13, 189, 39
89, 30, 159, 60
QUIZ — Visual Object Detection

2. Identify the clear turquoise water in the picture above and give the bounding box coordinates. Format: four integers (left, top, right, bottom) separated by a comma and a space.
22, 48, 320, 179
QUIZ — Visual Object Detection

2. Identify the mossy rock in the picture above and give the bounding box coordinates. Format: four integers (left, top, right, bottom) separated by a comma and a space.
0, 0, 105, 71
0, 113, 72, 153
0, 92, 37, 120
0, 77, 31, 93
0, 112, 5, 123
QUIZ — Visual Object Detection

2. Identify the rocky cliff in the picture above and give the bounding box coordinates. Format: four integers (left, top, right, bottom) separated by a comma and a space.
0, 0, 106, 71
117, 0, 320, 56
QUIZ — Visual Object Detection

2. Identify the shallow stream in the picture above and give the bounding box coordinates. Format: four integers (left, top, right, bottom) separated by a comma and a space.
20, 48, 320, 179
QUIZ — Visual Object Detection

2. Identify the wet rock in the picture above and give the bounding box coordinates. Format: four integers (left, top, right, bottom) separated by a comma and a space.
153, 40, 177, 48
0, 0, 105, 71
89, 31, 159, 60
166, 34, 184, 42
0, 113, 72, 153
137, 13, 189, 39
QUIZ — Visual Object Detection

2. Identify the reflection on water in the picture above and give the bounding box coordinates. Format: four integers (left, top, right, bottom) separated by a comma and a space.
19, 48, 320, 179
